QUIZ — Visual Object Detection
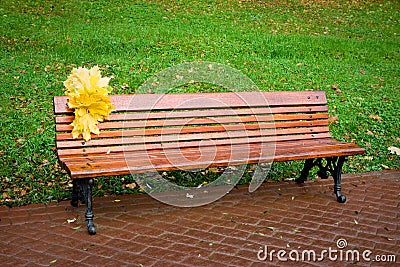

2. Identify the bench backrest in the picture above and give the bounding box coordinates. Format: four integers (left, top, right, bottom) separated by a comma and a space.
54, 91, 330, 158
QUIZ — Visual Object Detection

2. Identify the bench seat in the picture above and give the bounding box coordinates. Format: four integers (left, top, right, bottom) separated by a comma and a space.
58, 138, 364, 178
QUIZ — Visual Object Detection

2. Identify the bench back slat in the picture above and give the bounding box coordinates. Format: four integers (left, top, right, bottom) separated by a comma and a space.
55, 106, 328, 124
54, 91, 327, 114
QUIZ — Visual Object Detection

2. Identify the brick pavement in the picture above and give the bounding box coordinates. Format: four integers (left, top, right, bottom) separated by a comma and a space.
0, 170, 399, 266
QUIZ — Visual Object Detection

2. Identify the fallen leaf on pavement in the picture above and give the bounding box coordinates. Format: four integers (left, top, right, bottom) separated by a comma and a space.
66, 218, 76, 223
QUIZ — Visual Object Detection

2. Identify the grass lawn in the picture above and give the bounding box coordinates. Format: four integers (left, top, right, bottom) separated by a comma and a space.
1, 0, 399, 206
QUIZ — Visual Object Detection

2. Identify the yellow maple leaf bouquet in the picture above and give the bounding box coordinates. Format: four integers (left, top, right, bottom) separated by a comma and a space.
64, 66, 114, 141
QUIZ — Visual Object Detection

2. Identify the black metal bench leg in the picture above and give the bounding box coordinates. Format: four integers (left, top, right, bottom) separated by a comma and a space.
332, 156, 347, 203
296, 158, 314, 184
71, 180, 79, 207
80, 178, 96, 235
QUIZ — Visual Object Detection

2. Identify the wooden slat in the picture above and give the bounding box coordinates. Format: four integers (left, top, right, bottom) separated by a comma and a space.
62, 138, 352, 165
53, 91, 327, 114
55, 105, 329, 124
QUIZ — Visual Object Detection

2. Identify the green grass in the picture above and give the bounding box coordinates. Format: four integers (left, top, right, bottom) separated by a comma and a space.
1, 0, 399, 206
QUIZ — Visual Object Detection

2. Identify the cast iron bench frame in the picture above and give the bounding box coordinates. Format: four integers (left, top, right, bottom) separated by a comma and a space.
53, 91, 365, 235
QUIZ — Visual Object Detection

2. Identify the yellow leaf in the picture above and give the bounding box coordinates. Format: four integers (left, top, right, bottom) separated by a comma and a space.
64, 66, 112, 96
64, 66, 114, 141
71, 112, 100, 141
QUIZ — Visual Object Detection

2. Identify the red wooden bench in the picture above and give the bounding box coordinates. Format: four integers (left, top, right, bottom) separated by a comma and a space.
54, 91, 365, 234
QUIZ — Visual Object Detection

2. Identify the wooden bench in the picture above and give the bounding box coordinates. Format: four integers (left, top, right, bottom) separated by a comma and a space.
54, 91, 365, 234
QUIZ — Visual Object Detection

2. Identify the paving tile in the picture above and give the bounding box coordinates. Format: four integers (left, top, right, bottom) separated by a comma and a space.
123, 222, 164, 236
104, 238, 148, 254
13, 247, 65, 266
82, 255, 122, 266
182, 255, 225, 266
46, 258, 82, 267
174, 217, 215, 232
0, 254, 28, 266
160, 232, 203, 246
131, 234, 174, 249
210, 251, 254, 266
168, 242, 213, 259
83, 243, 121, 258
0, 217, 11, 226
318, 224, 359, 238
111, 251, 158, 266
184, 228, 227, 243
208, 225, 242, 238
0, 240, 26, 256
95, 217, 129, 229
141, 246, 188, 263
148, 221, 188, 234
44, 244, 91, 262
